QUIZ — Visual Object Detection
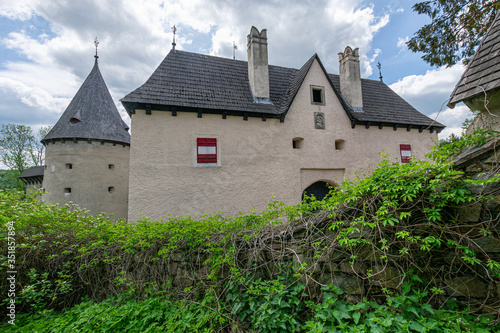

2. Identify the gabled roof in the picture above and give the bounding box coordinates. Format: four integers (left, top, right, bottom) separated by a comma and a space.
122, 50, 443, 130
448, 11, 500, 107
42, 59, 131, 145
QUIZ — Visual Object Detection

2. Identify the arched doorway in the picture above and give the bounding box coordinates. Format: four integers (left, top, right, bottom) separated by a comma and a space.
301, 181, 333, 202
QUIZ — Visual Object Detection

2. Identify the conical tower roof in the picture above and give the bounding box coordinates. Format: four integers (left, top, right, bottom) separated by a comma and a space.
42, 59, 130, 145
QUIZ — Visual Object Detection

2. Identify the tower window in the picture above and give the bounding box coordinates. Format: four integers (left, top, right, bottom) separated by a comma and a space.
108, 187, 115, 193
292, 137, 304, 149
310, 85, 325, 105
335, 140, 345, 150
65, 163, 73, 169
108, 164, 115, 170
64, 188, 71, 194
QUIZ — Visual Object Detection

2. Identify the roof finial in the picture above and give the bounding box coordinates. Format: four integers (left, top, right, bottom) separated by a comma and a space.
171, 25, 177, 50
94, 37, 99, 63
233, 41, 238, 60
377, 61, 383, 82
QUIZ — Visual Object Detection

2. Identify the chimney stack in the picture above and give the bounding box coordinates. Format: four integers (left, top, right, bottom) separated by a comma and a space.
338, 46, 363, 109
247, 26, 270, 100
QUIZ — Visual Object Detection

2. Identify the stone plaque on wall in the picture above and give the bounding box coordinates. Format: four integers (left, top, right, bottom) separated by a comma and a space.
314, 112, 325, 130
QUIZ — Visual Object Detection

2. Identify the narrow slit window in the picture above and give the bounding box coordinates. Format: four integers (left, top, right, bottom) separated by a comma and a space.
65, 163, 73, 169
400, 144, 412, 163
335, 140, 345, 150
197, 138, 217, 163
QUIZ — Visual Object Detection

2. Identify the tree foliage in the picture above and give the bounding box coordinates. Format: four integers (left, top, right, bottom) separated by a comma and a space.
408, 0, 499, 67
0, 123, 50, 174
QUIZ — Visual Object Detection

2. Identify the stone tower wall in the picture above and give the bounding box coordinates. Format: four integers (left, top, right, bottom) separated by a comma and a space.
43, 140, 130, 220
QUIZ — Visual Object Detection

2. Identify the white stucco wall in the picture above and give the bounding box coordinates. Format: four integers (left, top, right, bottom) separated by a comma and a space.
43, 140, 130, 220
128, 59, 438, 221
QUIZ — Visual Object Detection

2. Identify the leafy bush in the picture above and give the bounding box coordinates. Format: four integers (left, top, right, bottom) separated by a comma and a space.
1, 130, 500, 331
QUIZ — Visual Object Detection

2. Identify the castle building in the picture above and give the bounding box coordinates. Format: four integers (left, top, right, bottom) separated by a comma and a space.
121, 27, 444, 221
38, 54, 131, 219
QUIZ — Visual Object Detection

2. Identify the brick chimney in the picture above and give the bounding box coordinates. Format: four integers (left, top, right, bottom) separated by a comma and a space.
338, 46, 363, 109
247, 26, 270, 100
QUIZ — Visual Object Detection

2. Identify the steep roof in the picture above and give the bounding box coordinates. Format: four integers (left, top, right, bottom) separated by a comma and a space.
448, 12, 500, 107
42, 59, 131, 145
122, 50, 443, 130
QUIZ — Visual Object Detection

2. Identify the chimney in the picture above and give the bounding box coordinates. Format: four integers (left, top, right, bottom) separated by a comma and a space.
338, 46, 363, 109
247, 26, 270, 100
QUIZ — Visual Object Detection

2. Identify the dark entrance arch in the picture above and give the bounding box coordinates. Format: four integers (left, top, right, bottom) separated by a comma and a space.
301, 181, 332, 202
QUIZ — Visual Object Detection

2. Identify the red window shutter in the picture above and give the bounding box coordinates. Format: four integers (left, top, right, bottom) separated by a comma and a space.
197, 138, 217, 163
400, 144, 412, 163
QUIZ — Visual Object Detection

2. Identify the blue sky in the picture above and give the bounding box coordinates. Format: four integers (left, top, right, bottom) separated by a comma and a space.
0, 0, 473, 138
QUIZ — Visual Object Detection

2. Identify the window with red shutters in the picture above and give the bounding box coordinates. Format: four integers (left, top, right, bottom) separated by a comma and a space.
400, 144, 412, 163
197, 138, 217, 163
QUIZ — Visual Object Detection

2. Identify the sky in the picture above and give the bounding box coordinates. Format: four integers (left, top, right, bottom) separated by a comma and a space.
0, 0, 474, 139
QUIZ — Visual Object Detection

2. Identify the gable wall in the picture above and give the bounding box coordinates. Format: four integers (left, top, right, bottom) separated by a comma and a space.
128, 59, 438, 221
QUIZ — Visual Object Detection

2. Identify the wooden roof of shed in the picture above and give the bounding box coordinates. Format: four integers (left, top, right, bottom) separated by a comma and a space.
449, 12, 500, 107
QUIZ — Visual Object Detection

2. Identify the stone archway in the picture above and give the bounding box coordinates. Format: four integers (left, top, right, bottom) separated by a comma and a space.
301, 181, 334, 202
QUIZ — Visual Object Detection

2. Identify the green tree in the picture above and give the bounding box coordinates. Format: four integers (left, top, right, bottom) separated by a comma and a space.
408, 0, 499, 67
0, 124, 50, 189
32, 126, 51, 166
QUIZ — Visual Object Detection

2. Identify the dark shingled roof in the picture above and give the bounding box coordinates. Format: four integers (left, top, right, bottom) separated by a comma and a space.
17, 166, 44, 184
42, 59, 131, 145
449, 12, 500, 107
122, 50, 443, 130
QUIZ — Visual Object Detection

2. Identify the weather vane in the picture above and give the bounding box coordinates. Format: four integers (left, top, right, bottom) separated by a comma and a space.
377, 61, 383, 82
233, 41, 238, 60
94, 37, 99, 61
172, 25, 177, 50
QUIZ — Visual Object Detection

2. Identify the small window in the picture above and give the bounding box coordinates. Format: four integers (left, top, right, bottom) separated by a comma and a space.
108, 186, 115, 193
65, 163, 73, 169
335, 140, 345, 150
197, 138, 217, 163
64, 188, 71, 194
292, 137, 304, 149
108, 164, 115, 170
310, 85, 325, 105
400, 144, 412, 163
70, 117, 81, 124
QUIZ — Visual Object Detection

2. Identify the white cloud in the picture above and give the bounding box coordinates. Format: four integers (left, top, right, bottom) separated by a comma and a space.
0, 0, 400, 129
0, 0, 35, 20
390, 64, 464, 99
389, 64, 471, 138
397, 36, 408, 49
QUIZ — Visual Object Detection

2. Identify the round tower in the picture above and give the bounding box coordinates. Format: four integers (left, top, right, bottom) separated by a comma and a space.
41, 55, 130, 220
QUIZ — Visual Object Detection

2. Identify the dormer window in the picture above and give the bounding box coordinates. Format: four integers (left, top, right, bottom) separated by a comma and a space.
310, 85, 325, 105
70, 117, 81, 124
